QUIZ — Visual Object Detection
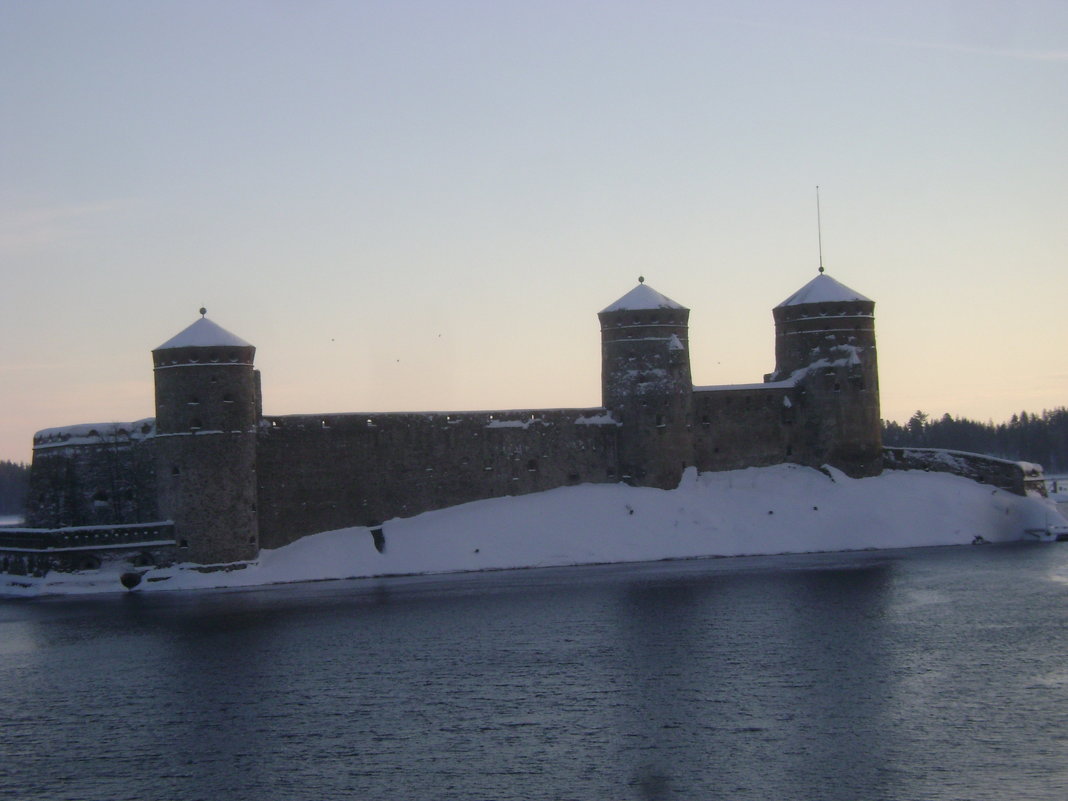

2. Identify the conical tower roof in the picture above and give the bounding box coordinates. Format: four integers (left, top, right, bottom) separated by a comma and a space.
776, 272, 871, 308
601, 281, 686, 314
154, 316, 253, 351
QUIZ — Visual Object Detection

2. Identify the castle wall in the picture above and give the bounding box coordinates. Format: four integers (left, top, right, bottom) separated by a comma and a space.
255, 409, 621, 549
883, 447, 1037, 496
26, 423, 159, 528
21, 276, 889, 567
692, 386, 795, 471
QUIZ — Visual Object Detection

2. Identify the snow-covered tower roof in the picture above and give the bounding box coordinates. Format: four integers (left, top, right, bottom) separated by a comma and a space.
154, 315, 253, 351
775, 271, 871, 308
601, 280, 687, 313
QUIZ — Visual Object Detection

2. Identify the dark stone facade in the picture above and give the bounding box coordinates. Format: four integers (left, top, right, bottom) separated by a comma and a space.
0, 523, 176, 575
692, 386, 795, 472
769, 287, 882, 476
21, 274, 886, 566
26, 422, 158, 528
255, 410, 621, 549
599, 295, 694, 489
152, 336, 260, 565
882, 447, 1042, 496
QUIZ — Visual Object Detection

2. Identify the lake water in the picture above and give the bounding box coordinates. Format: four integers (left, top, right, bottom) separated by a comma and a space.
2, 543, 1067, 800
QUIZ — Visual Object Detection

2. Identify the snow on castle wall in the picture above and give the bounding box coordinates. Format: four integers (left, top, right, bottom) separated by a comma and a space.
26, 422, 159, 528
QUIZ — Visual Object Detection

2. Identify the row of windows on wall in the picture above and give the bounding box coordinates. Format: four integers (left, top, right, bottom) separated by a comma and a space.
613, 330, 685, 341
157, 350, 246, 365
699, 409, 794, 425
782, 325, 869, 336
780, 306, 871, 320
609, 314, 686, 326
175, 409, 257, 430
394, 459, 543, 472
309, 412, 548, 430
184, 395, 238, 405
696, 394, 787, 411
696, 413, 797, 428
613, 352, 683, 364
817, 307, 865, 318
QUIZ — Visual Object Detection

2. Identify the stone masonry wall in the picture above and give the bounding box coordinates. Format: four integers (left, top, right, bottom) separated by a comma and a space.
882, 447, 1036, 496
692, 386, 796, 471
155, 431, 258, 564
599, 304, 693, 489
771, 298, 881, 478
255, 408, 622, 549
27, 426, 159, 528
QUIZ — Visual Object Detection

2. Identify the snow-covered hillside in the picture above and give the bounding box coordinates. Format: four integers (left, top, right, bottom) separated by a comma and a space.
5, 465, 1066, 597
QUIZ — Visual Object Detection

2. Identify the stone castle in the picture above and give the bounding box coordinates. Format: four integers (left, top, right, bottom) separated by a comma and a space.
13, 271, 883, 569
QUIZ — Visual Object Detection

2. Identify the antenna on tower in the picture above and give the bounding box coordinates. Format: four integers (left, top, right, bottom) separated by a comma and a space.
816, 186, 825, 274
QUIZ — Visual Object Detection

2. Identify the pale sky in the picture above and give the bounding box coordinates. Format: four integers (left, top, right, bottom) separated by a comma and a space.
2, 0, 1066, 463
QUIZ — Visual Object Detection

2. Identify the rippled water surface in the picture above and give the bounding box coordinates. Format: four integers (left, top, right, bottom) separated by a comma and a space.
2, 543, 1067, 800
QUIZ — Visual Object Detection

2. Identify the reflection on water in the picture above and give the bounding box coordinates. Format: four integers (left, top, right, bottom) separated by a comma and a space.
1, 544, 1067, 800
606, 563, 901, 799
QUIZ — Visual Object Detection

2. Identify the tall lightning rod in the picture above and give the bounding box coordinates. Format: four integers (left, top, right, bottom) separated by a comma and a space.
816, 185, 825, 274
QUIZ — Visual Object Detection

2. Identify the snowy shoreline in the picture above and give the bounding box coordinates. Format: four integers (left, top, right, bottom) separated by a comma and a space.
4, 465, 1065, 598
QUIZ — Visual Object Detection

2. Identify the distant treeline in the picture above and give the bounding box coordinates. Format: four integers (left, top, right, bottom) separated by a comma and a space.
883, 408, 1068, 473
0, 460, 30, 516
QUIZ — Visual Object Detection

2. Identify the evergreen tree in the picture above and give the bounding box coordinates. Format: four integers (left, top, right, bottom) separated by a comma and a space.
883, 407, 1068, 472
0, 460, 30, 516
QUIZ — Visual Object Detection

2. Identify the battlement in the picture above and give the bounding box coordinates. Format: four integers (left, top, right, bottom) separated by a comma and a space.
262, 408, 620, 433
33, 420, 156, 450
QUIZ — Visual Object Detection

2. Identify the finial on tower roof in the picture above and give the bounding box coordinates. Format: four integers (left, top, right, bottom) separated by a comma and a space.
638, 275, 645, 284
816, 186, 825, 275
199, 307, 207, 318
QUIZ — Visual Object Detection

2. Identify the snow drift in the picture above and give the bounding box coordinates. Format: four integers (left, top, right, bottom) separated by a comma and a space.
4, 465, 1065, 597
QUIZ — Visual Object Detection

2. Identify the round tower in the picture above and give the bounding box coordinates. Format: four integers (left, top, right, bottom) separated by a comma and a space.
152, 311, 260, 564
770, 270, 881, 476
598, 279, 694, 488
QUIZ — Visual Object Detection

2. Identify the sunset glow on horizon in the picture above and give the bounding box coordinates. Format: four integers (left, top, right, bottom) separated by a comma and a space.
2, 1, 1066, 463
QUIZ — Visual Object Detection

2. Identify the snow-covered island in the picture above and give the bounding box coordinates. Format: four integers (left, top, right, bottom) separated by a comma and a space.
5, 463, 1065, 597
6, 272, 1066, 598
